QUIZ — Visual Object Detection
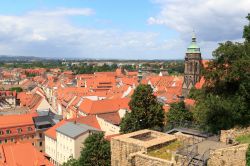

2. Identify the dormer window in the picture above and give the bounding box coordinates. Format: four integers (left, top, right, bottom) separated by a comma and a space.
17, 128, 22, 133
6, 130, 11, 134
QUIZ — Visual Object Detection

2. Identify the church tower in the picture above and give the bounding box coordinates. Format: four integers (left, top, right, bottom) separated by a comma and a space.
182, 32, 202, 97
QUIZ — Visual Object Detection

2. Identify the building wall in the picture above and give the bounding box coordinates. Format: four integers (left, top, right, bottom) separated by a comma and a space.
45, 131, 93, 165
0, 97, 16, 109
96, 116, 120, 136
111, 138, 145, 166
118, 109, 127, 119
38, 98, 55, 112
0, 124, 35, 145
56, 132, 75, 165
74, 132, 91, 159
45, 136, 58, 165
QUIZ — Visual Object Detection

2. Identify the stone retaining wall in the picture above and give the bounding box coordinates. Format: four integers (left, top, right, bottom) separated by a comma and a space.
207, 144, 248, 166
130, 152, 174, 166
220, 127, 250, 143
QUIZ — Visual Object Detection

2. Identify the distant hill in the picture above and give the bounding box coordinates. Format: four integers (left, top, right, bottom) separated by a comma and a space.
0, 55, 47, 62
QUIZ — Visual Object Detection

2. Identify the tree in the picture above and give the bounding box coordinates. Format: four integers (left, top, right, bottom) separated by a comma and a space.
166, 101, 193, 124
62, 156, 79, 166
9, 87, 23, 92
78, 132, 111, 166
120, 84, 165, 133
243, 13, 250, 42
193, 14, 250, 133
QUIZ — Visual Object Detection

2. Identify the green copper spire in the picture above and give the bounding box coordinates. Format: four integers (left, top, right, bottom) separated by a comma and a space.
187, 31, 200, 54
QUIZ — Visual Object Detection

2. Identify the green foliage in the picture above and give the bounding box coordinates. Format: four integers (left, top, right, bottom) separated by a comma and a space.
120, 84, 165, 133
235, 134, 250, 166
243, 13, 250, 42
26, 73, 37, 77
78, 132, 111, 166
166, 101, 193, 124
193, 15, 250, 133
2, 61, 64, 69
163, 61, 184, 75
72, 63, 118, 74
9, 87, 23, 92
123, 64, 136, 71
62, 156, 79, 166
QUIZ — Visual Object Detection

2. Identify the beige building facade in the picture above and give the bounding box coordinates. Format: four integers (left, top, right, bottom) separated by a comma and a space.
45, 121, 100, 165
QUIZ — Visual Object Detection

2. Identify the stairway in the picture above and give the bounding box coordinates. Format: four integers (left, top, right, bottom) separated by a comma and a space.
188, 155, 205, 166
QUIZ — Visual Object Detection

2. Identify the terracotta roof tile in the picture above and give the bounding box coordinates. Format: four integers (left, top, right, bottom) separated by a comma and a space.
0, 142, 52, 166
44, 120, 67, 140
68, 115, 101, 130
78, 98, 130, 115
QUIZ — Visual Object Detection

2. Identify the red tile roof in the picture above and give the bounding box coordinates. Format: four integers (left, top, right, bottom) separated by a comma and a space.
195, 76, 205, 89
97, 112, 121, 125
184, 98, 196, 106
68, 115, 101, 130
78, 98, 130, 115
0, 113, 37, 129
0, 142, 52, 166
105, 134, 121, 141
44, 120, 67, 140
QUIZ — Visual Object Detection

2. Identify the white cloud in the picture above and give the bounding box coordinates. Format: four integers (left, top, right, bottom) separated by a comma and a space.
28, 8, 95, 17
0, 8, 176, 59
0, 3, 248, 60
148, 0, 250, 41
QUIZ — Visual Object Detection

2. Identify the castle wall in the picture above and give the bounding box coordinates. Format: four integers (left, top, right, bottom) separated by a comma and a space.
207, 144, 248, 166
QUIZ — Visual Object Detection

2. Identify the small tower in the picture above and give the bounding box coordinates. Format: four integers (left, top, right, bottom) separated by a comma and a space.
138, 64, 143, 83
182, 32, 202, 97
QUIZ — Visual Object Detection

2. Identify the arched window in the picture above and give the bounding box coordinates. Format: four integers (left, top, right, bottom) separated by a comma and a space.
190, 62, 193, 72
195, 62, 199, 73
17, 128, 22, 133
6, 130, 11, 134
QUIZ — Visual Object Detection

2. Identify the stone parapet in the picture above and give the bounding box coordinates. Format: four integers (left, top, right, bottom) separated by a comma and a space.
207, 144, 248, 166
220, 127, 250, 143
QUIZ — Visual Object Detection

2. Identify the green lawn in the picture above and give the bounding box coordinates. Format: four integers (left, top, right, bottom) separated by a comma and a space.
148, 141, 182, 160
236, 134, 250, 166
236, 134, 250, 144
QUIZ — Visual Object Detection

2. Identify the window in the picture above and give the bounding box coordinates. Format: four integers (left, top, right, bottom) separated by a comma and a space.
0, 131, 3, 135
0, 140, 2, 144
6, 130, 11, 134
4, 139, 8, 143
39, 142, 43, 146
17, 128, 22, 133
39, 133, 43, 138
28, 127, 33, 131
11, 138, 14, 142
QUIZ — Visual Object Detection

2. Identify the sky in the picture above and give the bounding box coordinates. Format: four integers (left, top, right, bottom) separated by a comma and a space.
0, 0, 249, 60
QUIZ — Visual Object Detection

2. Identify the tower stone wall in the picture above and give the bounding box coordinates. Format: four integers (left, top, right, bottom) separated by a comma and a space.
182, 33, 202, 97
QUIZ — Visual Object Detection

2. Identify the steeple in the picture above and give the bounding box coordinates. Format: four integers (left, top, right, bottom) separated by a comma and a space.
138, 64, 143, 83
182, 32, 202, 97
187, 31, 200, 54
